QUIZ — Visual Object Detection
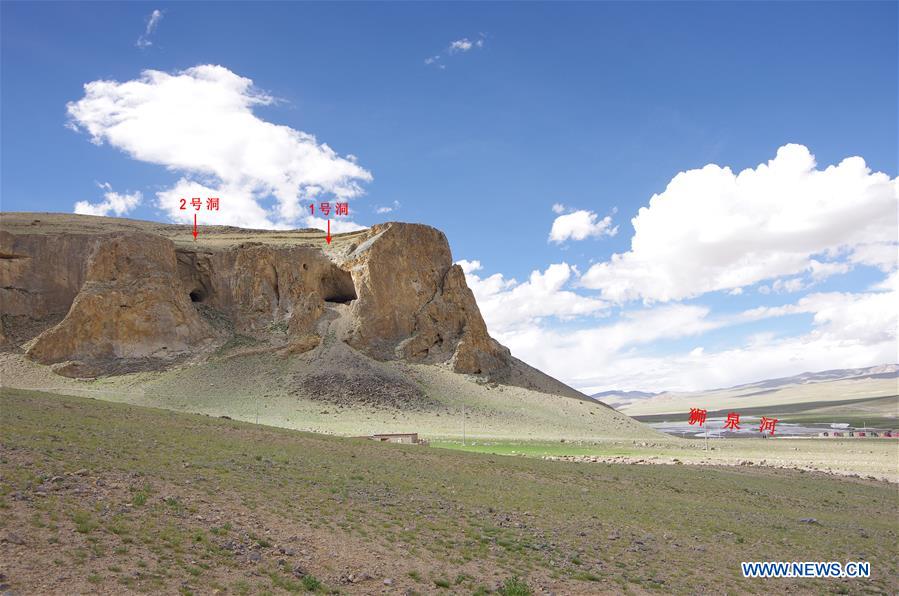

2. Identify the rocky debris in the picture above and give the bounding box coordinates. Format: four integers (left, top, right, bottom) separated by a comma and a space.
798, 518, 819, 524
293, 372, 433, 409
2, 532, 25, 545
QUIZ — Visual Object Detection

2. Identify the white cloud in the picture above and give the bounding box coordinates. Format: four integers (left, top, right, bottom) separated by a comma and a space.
501, 275, 897, 393
773, 277, 805, 293
462, 251, 896, 392
426, 34, 486, 67
848, 242, 897, 271
581, 332, 895, 394
458, 260, 608, 333
549, 210, 617, 244
808, 259, 851, 280
136, 9, 163, 49
74, 184, 141, 217
156, 178, 276, 229
457, 259, 482, 275
375, 200, 401, 214
66, 65, 372, 229
581, 144, 898, 303
551, 203, 566, 214
494, 304, 721, 389
449, 38, 474, 53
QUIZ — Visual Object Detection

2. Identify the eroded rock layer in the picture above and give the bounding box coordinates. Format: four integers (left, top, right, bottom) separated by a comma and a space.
0, 214, 511, 379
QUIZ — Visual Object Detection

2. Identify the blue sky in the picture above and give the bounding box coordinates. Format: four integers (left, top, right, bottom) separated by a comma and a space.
2, 2, 897, 392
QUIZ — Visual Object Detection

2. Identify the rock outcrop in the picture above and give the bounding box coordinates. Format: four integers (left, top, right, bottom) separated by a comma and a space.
0, 214, 512, 379
25, 233, 214, 367
340, 224, 510, 376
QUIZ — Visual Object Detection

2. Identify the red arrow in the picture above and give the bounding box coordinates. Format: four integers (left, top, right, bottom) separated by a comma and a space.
192, 213, 198, 240
326, 219, 331, 244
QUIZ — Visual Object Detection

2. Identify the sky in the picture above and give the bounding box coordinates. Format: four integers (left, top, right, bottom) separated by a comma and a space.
2, 1, 897, 393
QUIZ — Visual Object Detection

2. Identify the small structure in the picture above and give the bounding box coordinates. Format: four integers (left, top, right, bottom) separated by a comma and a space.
359, 433, 429, 446
818, 431, 830, 437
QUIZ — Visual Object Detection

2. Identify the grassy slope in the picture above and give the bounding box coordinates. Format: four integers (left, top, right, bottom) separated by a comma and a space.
2, 389, 898, 595
1, 350, 659, 442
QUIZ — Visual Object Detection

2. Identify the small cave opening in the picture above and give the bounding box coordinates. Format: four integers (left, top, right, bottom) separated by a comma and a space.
189, 289, 206, 303
320, 266, 357, 304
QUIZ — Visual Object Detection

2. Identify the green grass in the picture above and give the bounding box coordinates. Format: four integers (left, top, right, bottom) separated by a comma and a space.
432, 435, 899, 480
2, 387, 897, 594
300, 574, 322, 592
498, 577, 532, 596
71, 510, 98, 534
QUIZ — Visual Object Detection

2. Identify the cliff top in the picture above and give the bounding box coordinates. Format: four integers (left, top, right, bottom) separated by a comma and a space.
0, 211, 382, 252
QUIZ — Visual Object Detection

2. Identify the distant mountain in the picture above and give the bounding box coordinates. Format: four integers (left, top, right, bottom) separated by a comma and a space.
591, 390, 658, 399
591, 390, 659, 409
721, 364, 899, 392
613, 364, 899, 416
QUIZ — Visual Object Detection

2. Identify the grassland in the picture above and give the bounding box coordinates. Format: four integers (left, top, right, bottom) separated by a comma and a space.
2, 388, 898, 595
433, 437, 899, 482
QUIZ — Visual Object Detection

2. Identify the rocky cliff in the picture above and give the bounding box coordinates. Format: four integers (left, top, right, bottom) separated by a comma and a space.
0, 213, 511, 380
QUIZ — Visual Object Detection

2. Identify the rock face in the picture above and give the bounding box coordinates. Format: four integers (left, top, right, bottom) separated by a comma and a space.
0, 214, 511, 379
341, 224, 510, 376
25, 233, 214, 366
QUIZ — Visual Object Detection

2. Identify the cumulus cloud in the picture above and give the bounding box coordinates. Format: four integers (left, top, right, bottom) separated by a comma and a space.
551, 203, 566, 214
549, 210, 617, 244
457, 259, 608, 333
742, 284, 898, 346
74, 183, 141, 217
499, 274, 897, 393
156, 178, 275, 229
66, 65, 372, 229
581, 144, 898, 303
580, 331, 896, 394
136, 9, 163, 49
494, 304, 721, 390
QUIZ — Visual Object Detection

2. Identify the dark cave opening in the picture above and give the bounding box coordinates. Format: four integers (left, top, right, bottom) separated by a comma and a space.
321, 267, 357, 304
189, 290, 205, 303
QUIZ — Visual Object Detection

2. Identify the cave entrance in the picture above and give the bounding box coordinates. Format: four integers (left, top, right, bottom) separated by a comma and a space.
321, 267, 357, 304
189, 289, 206, 303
